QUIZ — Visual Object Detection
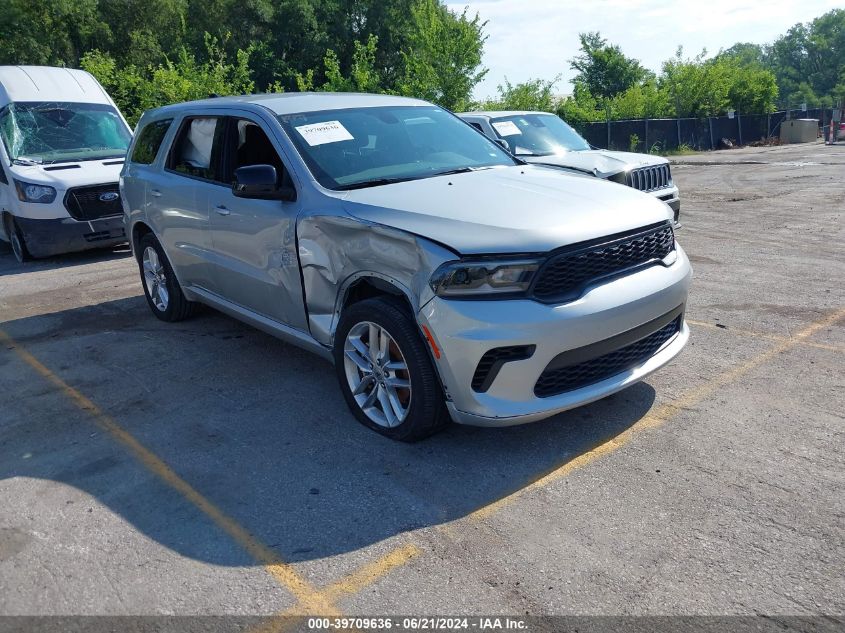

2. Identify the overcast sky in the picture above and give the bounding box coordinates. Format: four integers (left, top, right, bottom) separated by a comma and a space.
446, 0, 841, 99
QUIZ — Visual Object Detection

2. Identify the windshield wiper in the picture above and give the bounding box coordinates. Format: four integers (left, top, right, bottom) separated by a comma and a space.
430, 166, 475, 177
336, 176, 420, 191
338, 166, 494, 191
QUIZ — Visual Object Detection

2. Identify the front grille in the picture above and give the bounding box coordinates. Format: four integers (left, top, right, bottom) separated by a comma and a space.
471, 345, 536, 392
534, 315, 682, 398
531, 222, 675, 303
627, 164, 672, 192
64, 184, 122, 221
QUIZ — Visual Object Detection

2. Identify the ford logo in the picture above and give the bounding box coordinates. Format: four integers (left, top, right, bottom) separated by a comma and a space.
99, 192, 119, 202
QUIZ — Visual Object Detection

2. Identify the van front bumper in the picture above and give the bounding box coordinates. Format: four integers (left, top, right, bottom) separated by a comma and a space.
418, 245, 692, 427
16, 215, 127, 258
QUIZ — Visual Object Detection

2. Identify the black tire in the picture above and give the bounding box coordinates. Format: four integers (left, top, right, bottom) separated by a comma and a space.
137, 233, 196, 322
6, 216, 31, 263
334, 296, 450, 442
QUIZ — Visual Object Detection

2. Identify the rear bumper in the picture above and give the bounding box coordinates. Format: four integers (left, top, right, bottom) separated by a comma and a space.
15, 215, 127, 258
418, 244, 692, 427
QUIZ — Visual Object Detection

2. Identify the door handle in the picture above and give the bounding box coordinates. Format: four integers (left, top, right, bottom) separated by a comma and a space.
150, 189, 162, 198
214, 205, 231, 216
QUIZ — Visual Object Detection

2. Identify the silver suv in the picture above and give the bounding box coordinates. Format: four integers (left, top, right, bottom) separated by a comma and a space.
121, 93, 691, 441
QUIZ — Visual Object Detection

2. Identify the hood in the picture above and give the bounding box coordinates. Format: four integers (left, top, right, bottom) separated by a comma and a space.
339, 165, 673, 255
524, 150, 669, 179
7, 160, 125, 190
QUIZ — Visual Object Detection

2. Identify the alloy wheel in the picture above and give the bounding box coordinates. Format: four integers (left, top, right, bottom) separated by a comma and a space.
343, 321, 412, 428
142, 246, 169, 312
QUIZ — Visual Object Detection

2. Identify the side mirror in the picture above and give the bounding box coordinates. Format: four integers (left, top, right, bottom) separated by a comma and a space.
494, 138, 511, 153
233, 165, 296, 202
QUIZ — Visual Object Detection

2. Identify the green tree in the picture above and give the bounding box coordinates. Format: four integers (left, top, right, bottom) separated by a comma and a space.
660, 48, 711, 117
0, 0, 108, 66
608, 79, 672, 119
727, 63, 779, 113
81, 34, 254, 125
659, 48, 776, 117
556, 90, 604, 128
95, 0, 188, 69
3, 0, 486, 119
717, 42, 767, 67
396, 0, 487, 111
296, 34, 381, 93
570, 32, 649, 101
768, 9, 845, 105
476, 77, 560, 112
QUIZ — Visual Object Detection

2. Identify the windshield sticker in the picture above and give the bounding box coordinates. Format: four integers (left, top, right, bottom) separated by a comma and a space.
295, 120, 354, 146
492, 121, 522, 137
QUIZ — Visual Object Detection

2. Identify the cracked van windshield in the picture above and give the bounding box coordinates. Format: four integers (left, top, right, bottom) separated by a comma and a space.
278, 105, 517, 190
0, 101, 131, 164
490, 113, 591, 156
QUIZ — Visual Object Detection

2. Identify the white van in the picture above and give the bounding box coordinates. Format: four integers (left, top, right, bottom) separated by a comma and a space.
0, 66, 133, 262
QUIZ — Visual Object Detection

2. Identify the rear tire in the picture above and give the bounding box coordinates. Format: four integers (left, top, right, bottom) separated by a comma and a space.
6, 216, 31, 263
334, 296, 450, 442
137, 233, 196, 322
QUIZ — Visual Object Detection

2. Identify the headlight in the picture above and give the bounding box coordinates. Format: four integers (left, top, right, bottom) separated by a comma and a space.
14, 179, 57, 204
430, 258, 541, 298
607, 171, 627, 185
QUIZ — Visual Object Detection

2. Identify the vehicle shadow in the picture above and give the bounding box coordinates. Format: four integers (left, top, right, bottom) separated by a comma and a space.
0, 242, 132, 276
0, 296, 657, 565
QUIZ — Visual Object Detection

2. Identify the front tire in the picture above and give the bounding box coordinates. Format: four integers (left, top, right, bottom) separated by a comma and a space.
6, 216, 31, 263
334, 297, 450, 442
138, 233, 196, 322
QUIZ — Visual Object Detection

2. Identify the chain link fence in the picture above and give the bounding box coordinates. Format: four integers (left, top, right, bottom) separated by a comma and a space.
576, 106, 829, 153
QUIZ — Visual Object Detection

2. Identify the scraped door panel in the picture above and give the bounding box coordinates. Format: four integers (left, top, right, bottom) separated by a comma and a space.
208, 192, 306, 329
207, 116, 307, 331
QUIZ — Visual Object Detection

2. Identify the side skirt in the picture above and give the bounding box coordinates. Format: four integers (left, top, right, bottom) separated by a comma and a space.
187, 286, 334, 362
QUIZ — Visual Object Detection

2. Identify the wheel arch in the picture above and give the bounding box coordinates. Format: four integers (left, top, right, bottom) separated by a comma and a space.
130, 220, 154, 261
341, 274, 414, 313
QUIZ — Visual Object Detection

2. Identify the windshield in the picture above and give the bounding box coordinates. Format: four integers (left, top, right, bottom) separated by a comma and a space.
490, 113, 590, 156
278, 105, 518, 190
0, 102, 132, 164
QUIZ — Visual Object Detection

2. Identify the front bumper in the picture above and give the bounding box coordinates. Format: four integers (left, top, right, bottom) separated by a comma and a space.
418, 244, 692, 427
15, 215, 127, 258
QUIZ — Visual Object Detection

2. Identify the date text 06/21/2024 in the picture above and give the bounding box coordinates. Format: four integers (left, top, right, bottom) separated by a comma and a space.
307, 617, 528, 630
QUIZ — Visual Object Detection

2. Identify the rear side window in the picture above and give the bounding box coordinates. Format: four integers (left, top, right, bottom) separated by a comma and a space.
131, 119, 172, 165
167, 116, 225, 182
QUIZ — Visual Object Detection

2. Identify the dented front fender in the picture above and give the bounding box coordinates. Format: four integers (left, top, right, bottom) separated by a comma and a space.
296, 214, 457, 346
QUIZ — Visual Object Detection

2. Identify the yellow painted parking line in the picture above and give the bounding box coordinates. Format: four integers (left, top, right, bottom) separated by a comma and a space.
246, 544, 422, 633
318, 542, 421, 605
687, 318, 845, 353
0, 328, 337, 615
311, 305, 845, 603
461, 307, 845, 521
4, 306, 842, 615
